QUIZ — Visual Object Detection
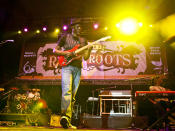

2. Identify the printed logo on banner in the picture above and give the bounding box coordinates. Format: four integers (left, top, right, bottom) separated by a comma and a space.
22, 51, 37, 75
82, 41, 147, 76
35, 41, 147, 77
36, 43, 60, 76
149, 46, 163, 74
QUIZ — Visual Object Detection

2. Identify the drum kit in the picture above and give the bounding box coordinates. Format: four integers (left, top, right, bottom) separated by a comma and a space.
10, 88, 41, 114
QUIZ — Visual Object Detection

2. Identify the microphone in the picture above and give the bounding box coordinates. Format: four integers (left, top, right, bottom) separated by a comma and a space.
5, 40, 14, 42
0, 40, 14, 45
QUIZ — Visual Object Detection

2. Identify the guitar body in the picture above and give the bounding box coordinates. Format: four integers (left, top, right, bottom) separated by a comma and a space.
57, 36, 111, 67
57, 44, 80, 67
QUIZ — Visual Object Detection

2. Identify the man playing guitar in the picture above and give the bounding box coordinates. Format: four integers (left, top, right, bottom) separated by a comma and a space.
53, 19, 92, 129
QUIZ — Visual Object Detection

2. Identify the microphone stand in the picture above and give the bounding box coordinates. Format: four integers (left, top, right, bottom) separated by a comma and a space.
0, 40, 14, 45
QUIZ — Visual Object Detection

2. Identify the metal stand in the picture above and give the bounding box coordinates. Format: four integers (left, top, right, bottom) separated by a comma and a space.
99, 90, 132, 116
86, 90, 99, 116
0, 90, 15, 113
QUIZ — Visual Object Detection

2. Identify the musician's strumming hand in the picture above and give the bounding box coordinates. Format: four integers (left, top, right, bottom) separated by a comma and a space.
88, 46, 93, 51
65, 51, 75, 57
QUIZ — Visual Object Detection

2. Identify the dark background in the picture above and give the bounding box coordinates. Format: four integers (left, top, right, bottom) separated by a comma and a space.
1, 0, 175, 83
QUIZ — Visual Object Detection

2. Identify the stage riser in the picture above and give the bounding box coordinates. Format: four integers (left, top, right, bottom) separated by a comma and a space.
0, 113, 49, 126
81, 116, 132, 129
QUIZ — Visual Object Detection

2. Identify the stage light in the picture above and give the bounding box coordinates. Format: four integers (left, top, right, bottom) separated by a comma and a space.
37, 99, 47, 109
18, 30, 22, 34
119, 18, 138, 35
63, 25, 68, 31
55, 28, 60, 33
138, 22, 143, 27
31, 99, 47, 113
51, 28, 60, 38
24, 28, 28, 32
42, 27, 47, 31
38, 102, 43, 108
36, 30, 40, 34
104, 27, 108, 30
149, 24, 153, 27
116, 24, 120, 28
93, 23, 99, 30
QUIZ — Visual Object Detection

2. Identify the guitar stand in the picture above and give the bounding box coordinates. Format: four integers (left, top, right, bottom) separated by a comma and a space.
145, 102, 175, 130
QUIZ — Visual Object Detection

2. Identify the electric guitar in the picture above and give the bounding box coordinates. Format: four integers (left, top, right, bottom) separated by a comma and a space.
57, 36, 111, 67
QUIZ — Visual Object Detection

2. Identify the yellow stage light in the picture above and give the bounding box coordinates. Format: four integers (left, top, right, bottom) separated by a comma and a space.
106, 9, 153, 41
36, 30, 40, 34
138, 22, 143, 27
55, 28, 60, 33
49, 28, 60, 38
38, 102, 43, 108
104, 27, 108, 30
18, 30, 22, 34
116, 24, 120, 28
119, 18, 138, 35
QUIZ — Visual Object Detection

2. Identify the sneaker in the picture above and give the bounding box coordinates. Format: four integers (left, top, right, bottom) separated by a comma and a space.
69, 124, 77, 129
60, 116, 69, 129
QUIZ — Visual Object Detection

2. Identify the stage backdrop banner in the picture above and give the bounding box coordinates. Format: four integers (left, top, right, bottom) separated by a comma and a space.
19, 41, 167, 79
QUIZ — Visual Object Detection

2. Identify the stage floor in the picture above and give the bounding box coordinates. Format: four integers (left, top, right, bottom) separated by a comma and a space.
0, 126, 145, 131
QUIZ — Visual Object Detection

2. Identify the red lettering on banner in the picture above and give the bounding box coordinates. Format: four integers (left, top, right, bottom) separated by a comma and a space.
47, 55, 58, 68
95, 52, 103, 65
46, 51, 133, 71
103, 52, 113, 67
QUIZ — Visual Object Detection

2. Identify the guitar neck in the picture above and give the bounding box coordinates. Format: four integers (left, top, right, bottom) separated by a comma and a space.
74, 36, 111, 54
74, 44, 92, 54
74, 39, 102, 54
